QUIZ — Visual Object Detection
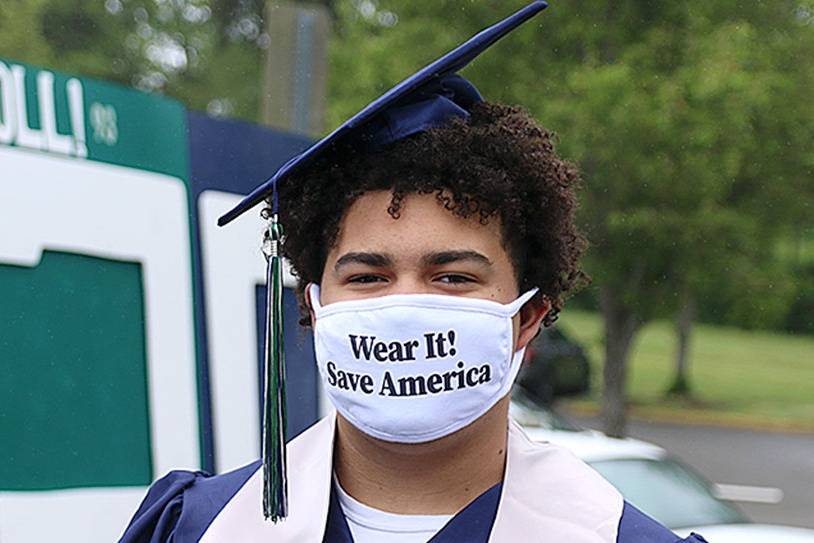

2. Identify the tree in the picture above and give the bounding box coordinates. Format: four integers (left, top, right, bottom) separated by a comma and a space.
0, 0, 270, 121
543, 6, 814, 434
665, 4, 814, 396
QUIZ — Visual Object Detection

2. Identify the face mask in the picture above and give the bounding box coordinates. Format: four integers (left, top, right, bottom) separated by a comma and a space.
309, 285, 539, 443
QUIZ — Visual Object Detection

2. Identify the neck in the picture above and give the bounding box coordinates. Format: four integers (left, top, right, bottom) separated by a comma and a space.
333, 397, 510, 515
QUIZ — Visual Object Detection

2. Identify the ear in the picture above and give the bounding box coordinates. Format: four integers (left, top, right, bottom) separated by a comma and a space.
304, 283, 317, 328
515, 296, 550, 352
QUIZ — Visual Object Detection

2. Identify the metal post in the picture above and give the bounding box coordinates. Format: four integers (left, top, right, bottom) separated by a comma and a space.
262, 1, 330, 136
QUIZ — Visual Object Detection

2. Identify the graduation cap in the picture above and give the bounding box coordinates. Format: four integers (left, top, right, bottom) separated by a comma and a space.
217, 0, 549, 522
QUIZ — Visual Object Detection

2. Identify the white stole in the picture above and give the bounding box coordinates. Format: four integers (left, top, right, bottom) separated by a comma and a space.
200, 413, 623, 542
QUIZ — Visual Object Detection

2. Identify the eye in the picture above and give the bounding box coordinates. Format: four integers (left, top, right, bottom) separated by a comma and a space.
436, 274, 476, 284
348, 274, 386, 284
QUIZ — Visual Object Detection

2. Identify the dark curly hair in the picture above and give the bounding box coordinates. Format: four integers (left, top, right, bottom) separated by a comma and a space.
279, 101, 588, 327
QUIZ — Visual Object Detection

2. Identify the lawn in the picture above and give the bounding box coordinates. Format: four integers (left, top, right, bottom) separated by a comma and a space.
555, 310, 814, 431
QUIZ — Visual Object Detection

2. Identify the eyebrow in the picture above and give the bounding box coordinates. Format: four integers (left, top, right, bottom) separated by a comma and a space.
422, 250, 492, 267
333, 250, 492, 272
334, 252, 393, 271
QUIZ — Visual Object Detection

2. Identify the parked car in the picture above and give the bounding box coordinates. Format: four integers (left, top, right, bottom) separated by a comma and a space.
516, 325, 591, 404
510, 399, 814, 542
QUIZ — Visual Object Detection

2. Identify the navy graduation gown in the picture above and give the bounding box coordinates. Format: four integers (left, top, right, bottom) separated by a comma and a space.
119, 464, 707, 543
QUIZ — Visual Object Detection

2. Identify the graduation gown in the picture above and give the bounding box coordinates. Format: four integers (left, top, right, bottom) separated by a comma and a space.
119, 414, 707, 542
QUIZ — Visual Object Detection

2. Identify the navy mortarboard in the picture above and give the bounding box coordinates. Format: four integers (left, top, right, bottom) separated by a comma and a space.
217, 1, 547, 227
216, 0, 547, 523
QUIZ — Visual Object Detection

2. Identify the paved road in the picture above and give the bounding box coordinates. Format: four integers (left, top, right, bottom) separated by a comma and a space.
572, 416, 814, 529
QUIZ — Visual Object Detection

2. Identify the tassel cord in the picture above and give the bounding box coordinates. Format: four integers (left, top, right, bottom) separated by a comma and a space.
261, 211, 288, 522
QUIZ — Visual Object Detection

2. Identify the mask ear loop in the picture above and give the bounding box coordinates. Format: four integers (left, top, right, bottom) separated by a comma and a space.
507, 288, 540, 316
260, 180, 288, 522
307, 283, 323, 313
506, 288, 541, 366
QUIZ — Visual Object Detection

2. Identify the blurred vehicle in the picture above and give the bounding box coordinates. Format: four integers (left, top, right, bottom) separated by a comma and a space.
516, 325, 591, 405
510, 398, 814, 543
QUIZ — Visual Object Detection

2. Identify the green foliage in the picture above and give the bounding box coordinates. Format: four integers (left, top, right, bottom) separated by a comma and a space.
326, 1, 814, 334
0, 0, 56, 65
0, 0, 267, 119
0, 0, 811, 336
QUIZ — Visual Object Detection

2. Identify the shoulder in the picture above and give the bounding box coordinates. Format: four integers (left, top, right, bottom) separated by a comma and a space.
118, 461, 261, 543
617, 502, 709, 543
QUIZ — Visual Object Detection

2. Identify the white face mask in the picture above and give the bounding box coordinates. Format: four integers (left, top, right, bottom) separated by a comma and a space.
309, 285, 539, 443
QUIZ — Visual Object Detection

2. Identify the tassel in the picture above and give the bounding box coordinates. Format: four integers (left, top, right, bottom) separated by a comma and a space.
261, 196, 288, 522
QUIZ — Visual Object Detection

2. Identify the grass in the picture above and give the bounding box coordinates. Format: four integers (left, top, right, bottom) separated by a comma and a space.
556, 310, 814, 432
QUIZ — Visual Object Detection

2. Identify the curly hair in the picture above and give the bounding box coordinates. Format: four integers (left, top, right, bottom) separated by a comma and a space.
278, 101, 588, 327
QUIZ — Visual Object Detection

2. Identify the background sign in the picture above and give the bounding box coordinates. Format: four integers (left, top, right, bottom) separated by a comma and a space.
0, 58, 320, 542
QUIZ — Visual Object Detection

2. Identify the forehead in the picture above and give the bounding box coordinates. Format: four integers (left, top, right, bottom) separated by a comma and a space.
328, 190, 507, 262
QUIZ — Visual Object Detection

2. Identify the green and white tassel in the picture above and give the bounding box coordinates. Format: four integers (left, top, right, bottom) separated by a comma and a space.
261, 203, 288, 522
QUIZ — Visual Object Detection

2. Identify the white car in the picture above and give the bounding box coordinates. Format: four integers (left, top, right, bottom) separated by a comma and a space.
510, 399, 814, 542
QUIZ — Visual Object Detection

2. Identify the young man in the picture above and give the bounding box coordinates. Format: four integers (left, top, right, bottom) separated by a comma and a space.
121, 3, 706, 542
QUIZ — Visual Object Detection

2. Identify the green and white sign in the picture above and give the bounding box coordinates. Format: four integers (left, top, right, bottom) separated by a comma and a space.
0, 58, 200, 542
